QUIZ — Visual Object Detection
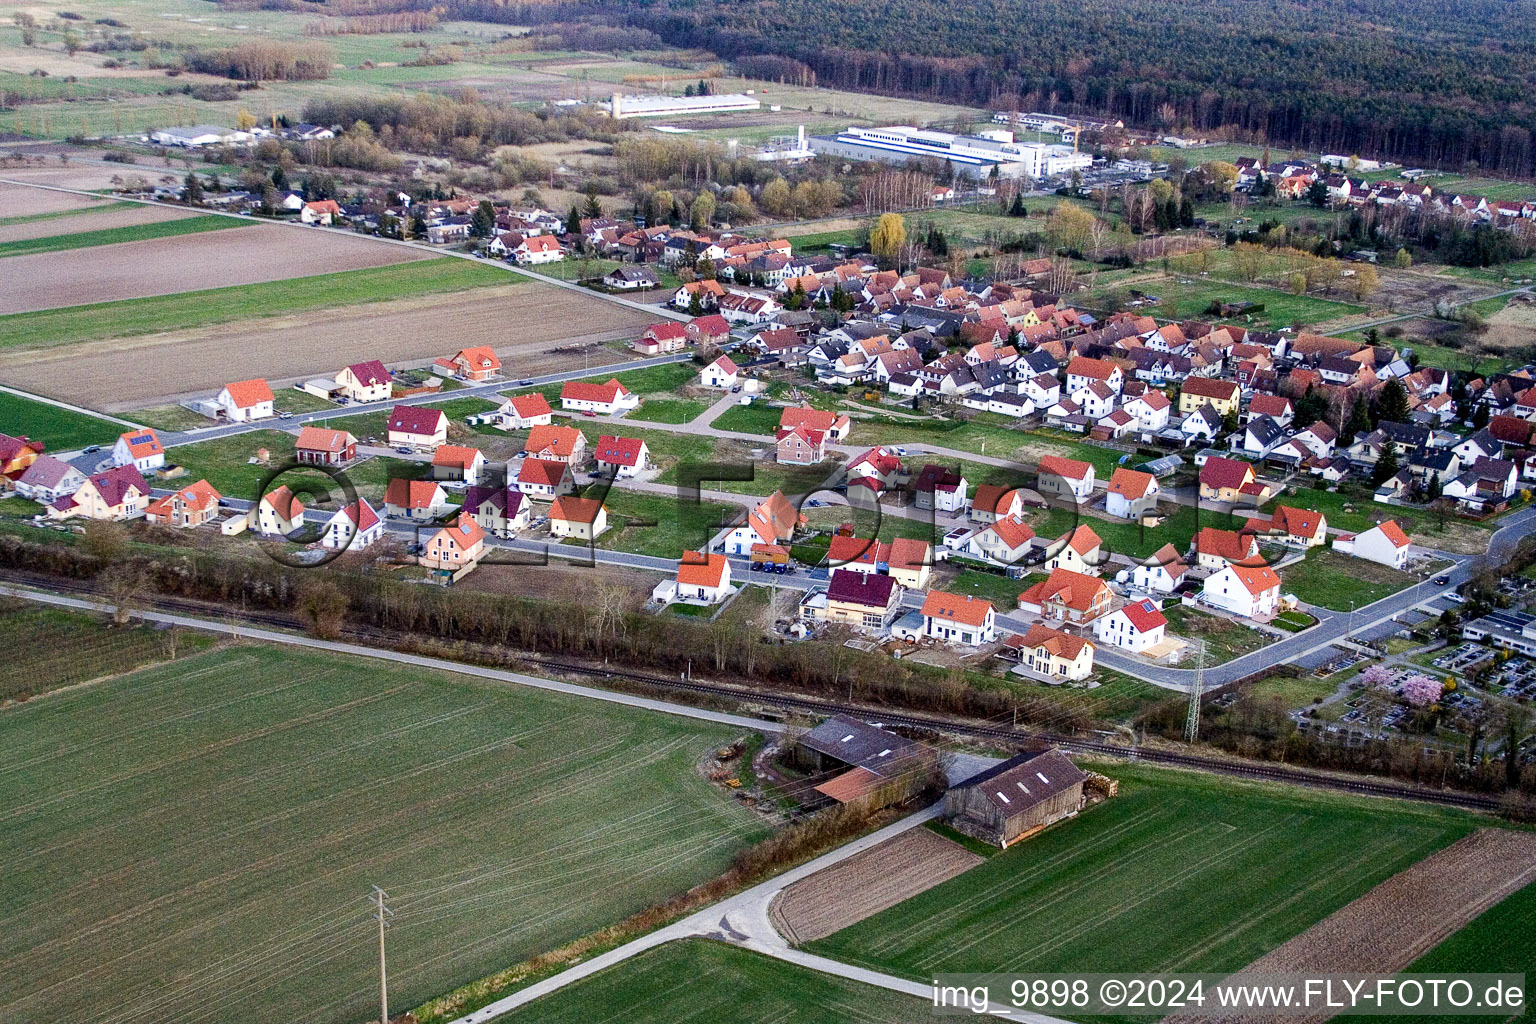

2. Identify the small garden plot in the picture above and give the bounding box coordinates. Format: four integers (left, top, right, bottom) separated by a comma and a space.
1282, 547, 1422, 611
1161, 604, 1273, 663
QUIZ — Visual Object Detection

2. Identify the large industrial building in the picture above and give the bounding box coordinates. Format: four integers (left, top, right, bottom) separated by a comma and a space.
809, 125, 1092, 180
609, 92, 761, 119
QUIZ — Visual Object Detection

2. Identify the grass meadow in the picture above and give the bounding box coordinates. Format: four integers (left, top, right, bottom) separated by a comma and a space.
499, 939, 927, 1023
0, 391, 125, 450
0, 643, 766, 1024
808, 765, 1477, 982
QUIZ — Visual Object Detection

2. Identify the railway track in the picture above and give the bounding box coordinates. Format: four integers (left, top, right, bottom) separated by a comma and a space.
3, 570, 1503, 813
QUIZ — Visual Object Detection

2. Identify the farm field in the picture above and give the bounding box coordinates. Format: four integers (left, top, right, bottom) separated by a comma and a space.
0, 218, 435, 314
0, 643, 766, 1024
0, 390, 127, 450
0, 599, 214, 702
0, 213, 250, 258
808, 765, 1477, 980
495, 939, 928, 1024
0, 182, 117, 218
1, 277, 653, 410
0, 201, 190, 243
1090, 274, 1367, 330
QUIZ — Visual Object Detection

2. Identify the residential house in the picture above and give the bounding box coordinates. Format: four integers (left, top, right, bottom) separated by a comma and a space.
779, 406, 851, 442
970, 483, 1026, 524
463, 484, 531, 537
822, 569, 901, 630
885, 537, 934, 590
1065, 356, 1123, 395
253, 485, 305, 536
523, 424, 586, 464
433, 346, 501, 382
383, 478, 450, 520
145, 479, 221, 528
913, 464, 968, 513
561, 378, 639, 416
295, 426, 356, 466
14, 456, 84, 504
633, 322, 689, 355
966, 514, 1037, 565
845, 446, 908, 497
419, 516, 487, 571
1131, 543, 1190, 593
495, 393, 555, 430
775, 425, 828, 465
1093, 599, 1168, 654
386, 406, 448, 452
1181, 405, 1223, 442
919, 591, 997, 646
1036, 455, 1095, 504
431, 445, 487, 486
1247, 505, 1327, 548
1332, 520, 1411, 569
1045, 525, 1103, 575
335, 361, 393, 404
0, 433, 43, 486
515, 457, 574, 500
603, 265, 660, 291
1018, 568, 1112, 623
296, 485, 373, 545
1192, 526, 1262, 569
1179, 376, 1241, 418
112, 429, 165, 473
1241, 415, 1287, 457
1105, 468, 1159, 520
47, 466, 149, 521
1014, 623, 1095, 681
686, 314, 732, 347
549, 495, 609, 541
300, 199, 342, 225
1202, 564, 1282, 618
1198, 456, 1256, 502
661, 552, 735, 605
1247, 393, 1294, 427
214, 378, 274, 422
593, 435, 650, 478
1124, 390, 1172, 434
700, 355, 740, 390
722, 490, 801, 555
512, 234, 564, 264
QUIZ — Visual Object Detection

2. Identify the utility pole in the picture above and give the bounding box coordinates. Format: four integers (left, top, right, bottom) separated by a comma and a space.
371, 886, 392, 1024
1184, 637, 1205, 743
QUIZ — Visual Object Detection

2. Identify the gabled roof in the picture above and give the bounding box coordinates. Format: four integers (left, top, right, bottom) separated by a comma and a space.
338, 497, 380, 532
885, 537, 932, 573
384, 478, 444, 509
1118, 598, 1167, 634
524, 424, 584, 458
295, 426, 355, 453
117, 429, 163, 460
387, 405, 446, 435
779, 406, 847, 434
1182, 375, 1240, 401
82, 466, 148, 507
1200, 456, 1254, 490
1066, 355, 1118, 381
431, 444, 483, 471
434, 514, 486, 550
798, 715, 925, 777
1020, 622, 1092, 659
345, 360, 391, 386
826, 568, 897, 607
953, 748, 1087, 815
504, 392, 553, 419
920, 590, 994, 627
1373, 520, 1411, 548
550, 495, 605, 524
16, 455, 78, 490
677, 551, 729, 588
705, 354, 739, 375
452, 345, 500, 371
561, 378, 631, 405
517, 458, 569, 487
1219, 563, 1282, 595
972, 483, 1021, 515
594, 434, 646, 468
985, 514, 1036, 550
262, 484, 304, 520
1058, 524, 1102, 555
1019, 567, 1109, 613
1037, 454, 1092, 482
1248, 393, 1292, 418
1195, 526, 1260, 564
1107, 467, 1155, 501
222, 378, 273, 408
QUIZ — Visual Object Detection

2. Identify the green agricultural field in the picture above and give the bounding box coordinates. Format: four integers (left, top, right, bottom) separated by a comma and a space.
1093, 275, 1366, 330
0, 599, 212, 701
0, 643, 766, 1024
809, 765, 1478, 981
1281, 546, 1424, 611
0, 259, 517, 351
0, 390, 126, 450
497, 939, 927, 1023
0, 214, 250, 259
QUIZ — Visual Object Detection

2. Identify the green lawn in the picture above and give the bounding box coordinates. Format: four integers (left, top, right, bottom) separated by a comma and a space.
1091, 276, 1366, 330
1242, 672, 1346, 710
809, 764, 1478, 980
0, 599, 213, 702
497, 939, 926, 1023
166, 430, 427, 504
712, 402, 783, 436
0, 214, 251, 259
0, 643, 765, 1024
1282, 546, 1421, 611
588, 489, 739, 558
0, 259, 519, 350
946, 567, 1024, 610
627, 397, 711, 424
0, 391, 126, 451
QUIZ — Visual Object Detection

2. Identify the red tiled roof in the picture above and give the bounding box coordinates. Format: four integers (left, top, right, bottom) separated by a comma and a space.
1200, 456, 1254, 490
387, 405, 446, 435
677, 551, 729, 588
223, 378, 273, 409
1038, 454, 1092, 481
550, 495, 604, 524
594, 435, 646, 468
384, 478, 443, 509
506, 393, 553, 419
1119, 598, 1167, 634
525, 424, 583, 458
296, 426, 353, 453
921, 590, 994, 627
1108, 467, 1154, 500
1376, 520, 1411, 548
1019, 568, 1109, 613
517, 458, 569, 487
1020, 622, 1091, 659
562, 378, 631, 405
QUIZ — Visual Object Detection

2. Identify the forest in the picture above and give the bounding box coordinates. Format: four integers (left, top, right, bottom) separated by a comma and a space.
323, 0, 1536, 176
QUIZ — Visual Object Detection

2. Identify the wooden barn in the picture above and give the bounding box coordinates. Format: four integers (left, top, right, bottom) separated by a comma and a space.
944, 749, 1087, 848
791, 715, 938, 812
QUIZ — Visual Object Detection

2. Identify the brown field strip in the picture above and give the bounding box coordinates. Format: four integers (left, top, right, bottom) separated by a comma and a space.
0, 283, 657, 409
771, 828, 984, 944
0, 182, 115, 218
0, 202, 196, 244
1167, 827, 1536, 1024
0, 222, 430, 313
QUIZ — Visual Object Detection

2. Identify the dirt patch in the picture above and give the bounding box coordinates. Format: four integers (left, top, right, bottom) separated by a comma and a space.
0, 282, 657, 408
0, 222, 430, 314
0, 182, 116, 217
1168, 827, 1536, 1024
1484, 298, 1536, 351
0, 202, 196, 243
456, 559, 661, 605
770, 827, 983, 943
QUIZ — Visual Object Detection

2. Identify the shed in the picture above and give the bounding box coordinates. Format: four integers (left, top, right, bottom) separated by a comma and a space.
943, 748, 1087, 848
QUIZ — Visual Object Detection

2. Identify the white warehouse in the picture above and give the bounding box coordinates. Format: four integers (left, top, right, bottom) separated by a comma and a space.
609, 92, 761, 119
809, 125, 1092, 180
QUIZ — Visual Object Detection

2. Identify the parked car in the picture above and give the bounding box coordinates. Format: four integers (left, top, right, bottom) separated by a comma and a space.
82, 445, 101, 454
395, 446, 413, 455
1433, 575, 1451, 586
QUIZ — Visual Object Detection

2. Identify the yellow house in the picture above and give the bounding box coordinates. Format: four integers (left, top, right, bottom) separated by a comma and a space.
885, 537, 933, 590
550, 495, 609, 541
1046, 525, 1103, 576
1011, 623, 1095, 681
823, 569, 901, 630
1178, 376, 1241, 417
1198, 456, 1257, 503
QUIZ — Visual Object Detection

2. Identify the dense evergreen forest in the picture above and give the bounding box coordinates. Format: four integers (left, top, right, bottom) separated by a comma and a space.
374, 0, 1536, 176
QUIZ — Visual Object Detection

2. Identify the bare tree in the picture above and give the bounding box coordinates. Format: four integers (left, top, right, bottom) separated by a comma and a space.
99, 561, 151, 626
82, 520, 128, 562
296, 579, 348, 639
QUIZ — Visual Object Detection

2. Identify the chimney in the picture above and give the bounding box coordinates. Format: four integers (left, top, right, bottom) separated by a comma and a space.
797, 124, 805, 149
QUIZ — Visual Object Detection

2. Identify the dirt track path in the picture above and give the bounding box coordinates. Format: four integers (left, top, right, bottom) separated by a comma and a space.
1167, 827, 1536, 1024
